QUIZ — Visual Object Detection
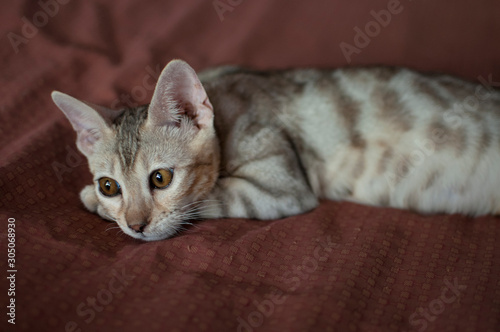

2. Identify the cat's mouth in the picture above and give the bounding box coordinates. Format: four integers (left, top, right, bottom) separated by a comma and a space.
122, 225, 180, 242
120, 212, 196, 241
129, 232, 173, 242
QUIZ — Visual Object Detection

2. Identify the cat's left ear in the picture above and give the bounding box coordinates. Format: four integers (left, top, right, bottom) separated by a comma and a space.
147, 59, 213, 129
51, 91, 123, 156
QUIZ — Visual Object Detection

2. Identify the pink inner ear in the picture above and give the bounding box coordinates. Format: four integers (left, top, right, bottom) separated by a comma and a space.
195, 97, 214, 127
52, 91, 111, 156
83, 128, 102, 144
147, 60, 214, 129
78, 128, 102, 154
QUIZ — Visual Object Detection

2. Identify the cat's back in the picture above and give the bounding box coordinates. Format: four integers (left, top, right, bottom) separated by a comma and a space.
199, 64, 500, 215
199, 66, 311, 147
292, 66, 500, 215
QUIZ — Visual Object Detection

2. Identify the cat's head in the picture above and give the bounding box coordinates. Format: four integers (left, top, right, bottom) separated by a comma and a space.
52, 60, 220, 241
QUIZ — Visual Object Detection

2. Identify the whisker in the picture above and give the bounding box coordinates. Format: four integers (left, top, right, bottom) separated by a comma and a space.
101, 213, 118, 222
184, 203, 225, 212
181, 208, 220, 217
179, 215, 200, 221
105, 226, 122, 232
113, 229, 126, 239
182, 223, 201, 230
181, 209, 216, 216
180, 199, 223, 210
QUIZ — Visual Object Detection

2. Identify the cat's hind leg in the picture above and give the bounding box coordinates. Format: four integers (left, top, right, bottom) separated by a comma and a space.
200, 120, 319, 220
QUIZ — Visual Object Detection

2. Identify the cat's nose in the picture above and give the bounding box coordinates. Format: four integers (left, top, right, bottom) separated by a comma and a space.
128, 222, 148, 233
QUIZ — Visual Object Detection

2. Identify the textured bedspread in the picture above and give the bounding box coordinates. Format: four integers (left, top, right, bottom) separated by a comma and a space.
1, 1, 499, 331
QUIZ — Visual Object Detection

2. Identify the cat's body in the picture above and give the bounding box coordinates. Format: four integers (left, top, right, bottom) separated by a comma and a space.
201, 65, 500, 218
52, 60, 500, 241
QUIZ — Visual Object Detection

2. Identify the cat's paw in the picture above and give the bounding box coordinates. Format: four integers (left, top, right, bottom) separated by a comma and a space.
79, 185, 98, 213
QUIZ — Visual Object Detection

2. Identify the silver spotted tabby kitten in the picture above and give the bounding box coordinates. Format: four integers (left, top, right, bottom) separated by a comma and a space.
52, 60, 500, 241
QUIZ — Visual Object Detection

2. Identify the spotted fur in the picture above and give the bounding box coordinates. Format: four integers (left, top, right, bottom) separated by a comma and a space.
52, 60, 500, 241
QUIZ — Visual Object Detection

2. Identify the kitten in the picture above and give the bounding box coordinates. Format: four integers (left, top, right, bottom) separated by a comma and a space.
51, 60, 500, 241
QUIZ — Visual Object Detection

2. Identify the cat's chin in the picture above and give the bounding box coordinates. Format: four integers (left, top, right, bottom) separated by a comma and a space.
125, 231, 176, 242
133, 234, 171, 242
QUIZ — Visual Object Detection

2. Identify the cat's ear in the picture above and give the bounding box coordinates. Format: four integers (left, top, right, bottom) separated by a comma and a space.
147, 59, 213, 129
51, 91, 123, 156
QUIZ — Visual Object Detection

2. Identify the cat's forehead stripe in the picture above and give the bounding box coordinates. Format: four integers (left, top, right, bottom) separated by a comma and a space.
114, 105, 148, 170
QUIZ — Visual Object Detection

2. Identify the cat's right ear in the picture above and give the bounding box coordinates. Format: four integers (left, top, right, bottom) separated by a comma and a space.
51, 91, 122, 156
147, 59, 214, 130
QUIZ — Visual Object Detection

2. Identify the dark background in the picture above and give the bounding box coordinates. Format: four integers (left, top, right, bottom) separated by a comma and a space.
1, 1, 499, 331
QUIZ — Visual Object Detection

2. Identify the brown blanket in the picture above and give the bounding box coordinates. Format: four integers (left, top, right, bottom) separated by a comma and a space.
1, 1, 499, 331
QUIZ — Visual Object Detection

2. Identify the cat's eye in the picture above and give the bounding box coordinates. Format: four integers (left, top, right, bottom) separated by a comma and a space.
98, 177, 121, 197
150, 169, 173, 189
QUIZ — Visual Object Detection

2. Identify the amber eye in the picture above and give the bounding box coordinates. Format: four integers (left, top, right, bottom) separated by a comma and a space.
98, 177, 121, 197
150, 169, 173, 189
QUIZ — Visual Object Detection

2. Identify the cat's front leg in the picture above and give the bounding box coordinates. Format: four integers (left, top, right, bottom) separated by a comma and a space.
80, 185, 98, 213
198, 175, 319, 220
79, 185, 116, 222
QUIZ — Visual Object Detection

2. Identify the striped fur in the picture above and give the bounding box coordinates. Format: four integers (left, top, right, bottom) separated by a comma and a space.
53, 60, 500, 241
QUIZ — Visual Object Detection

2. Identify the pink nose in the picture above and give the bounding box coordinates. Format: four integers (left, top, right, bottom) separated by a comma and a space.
128, 222, 147, 233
